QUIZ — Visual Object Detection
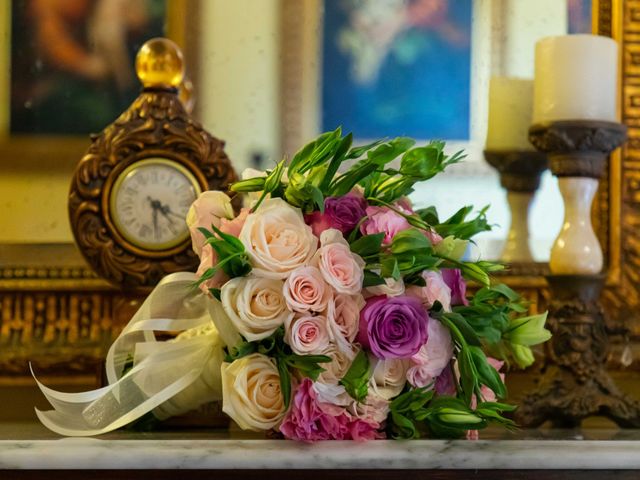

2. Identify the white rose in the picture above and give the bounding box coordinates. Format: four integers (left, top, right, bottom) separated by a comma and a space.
317, 344, 357, 385
239, 198, 318, 279
369, 357, 409, 400
221, 276, 291, 342
407, 318, 454, 388
312, 382, 352, 407
221, 353, 286, 431
284, 314, 331, 355
364, 277, 405, 297
186, 191, 234, 256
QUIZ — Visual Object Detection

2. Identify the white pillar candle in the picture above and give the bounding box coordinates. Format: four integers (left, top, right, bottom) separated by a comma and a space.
533, 34, 618, 123
486, 77, 534, 151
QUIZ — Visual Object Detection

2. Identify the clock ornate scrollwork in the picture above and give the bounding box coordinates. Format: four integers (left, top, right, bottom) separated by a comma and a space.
69, 38, 237, 292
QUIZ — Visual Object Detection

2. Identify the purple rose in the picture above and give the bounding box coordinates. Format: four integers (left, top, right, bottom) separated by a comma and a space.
435, 364, 456, 396
441, 269, 469, 306
324, 192, 368, 234
357, 295, 428, 359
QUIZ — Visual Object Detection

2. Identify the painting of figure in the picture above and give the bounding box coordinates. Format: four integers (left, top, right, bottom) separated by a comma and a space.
322, 0, 472, 140
10, 0, 166, 134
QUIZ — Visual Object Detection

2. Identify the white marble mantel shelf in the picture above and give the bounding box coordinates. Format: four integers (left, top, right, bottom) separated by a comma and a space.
1, 423, 640, 471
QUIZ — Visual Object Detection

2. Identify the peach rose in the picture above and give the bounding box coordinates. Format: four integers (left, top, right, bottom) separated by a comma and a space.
239, 198, 318, 279
283, 266, 332, 313
326, 293, 364, 352
221, 353, 286, 431
284, 314, 331, 355
221, 276, 291, 341
220, 208, 250, 238
186, 191, 234, 256
317, 344, 357, 385
313, 229, 365, 295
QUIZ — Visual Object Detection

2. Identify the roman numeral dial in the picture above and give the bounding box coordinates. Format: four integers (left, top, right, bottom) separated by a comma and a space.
110, 158, 201, 251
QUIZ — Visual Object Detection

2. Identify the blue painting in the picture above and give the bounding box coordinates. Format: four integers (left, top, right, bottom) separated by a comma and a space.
322, 0, 472, 140
568, 0, 592, 34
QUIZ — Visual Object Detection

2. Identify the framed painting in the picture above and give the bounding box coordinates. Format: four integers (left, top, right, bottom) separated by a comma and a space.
321, 0, 472, 140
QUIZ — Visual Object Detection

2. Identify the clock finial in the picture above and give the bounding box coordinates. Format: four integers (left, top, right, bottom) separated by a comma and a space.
135, 37, 184, 89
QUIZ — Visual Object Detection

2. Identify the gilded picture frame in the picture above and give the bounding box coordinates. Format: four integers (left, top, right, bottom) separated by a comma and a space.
0, 0, 200, 386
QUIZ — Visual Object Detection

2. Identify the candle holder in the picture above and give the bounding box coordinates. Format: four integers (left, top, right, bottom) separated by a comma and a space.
484, 150, 548, 262
515, 120, 640, 428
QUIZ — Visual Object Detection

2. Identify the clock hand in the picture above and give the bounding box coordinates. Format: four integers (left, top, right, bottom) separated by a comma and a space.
157, 205, 179, 235
152, 208, 159, 240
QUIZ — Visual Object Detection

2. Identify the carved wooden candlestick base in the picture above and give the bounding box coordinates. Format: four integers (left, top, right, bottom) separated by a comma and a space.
484, 150, 548, 262
515, 120, 640, 428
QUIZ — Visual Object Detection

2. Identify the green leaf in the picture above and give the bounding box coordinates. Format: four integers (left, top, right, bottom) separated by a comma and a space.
390, 228, 432, 255
277, 357, 292, 409
339, 350, 371, 402
469, 345, 506, 400
224, 340, 257, 362
504, 312, 551, 346
285, 353, 331, 381
438, 312, 481, 347
350, 233, 384, 258
209, 288, 221, 301
363, 270, 386, 287
319, 133, 353, 192
346, 139, 385, 159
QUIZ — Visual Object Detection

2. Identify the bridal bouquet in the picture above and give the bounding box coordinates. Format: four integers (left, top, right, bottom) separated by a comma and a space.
34, 128, 550, 440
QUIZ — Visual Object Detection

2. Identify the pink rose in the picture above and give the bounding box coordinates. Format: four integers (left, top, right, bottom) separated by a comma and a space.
195, 244, 227, 294
326, 293, 364, 349
360, 206, 411, 244
219, 208, 250, 237
406, 319, 454, 388
186, 191, 234, 256
313, 229, 365, 295
406, 270, 452, 311
283, 266, 332, 313
284, 314, 331, 355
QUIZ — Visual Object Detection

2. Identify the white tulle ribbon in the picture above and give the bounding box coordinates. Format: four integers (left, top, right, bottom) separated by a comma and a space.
32, 272, 225, 436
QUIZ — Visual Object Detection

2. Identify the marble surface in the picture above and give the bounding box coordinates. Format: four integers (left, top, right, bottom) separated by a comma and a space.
2, 422, 640, 470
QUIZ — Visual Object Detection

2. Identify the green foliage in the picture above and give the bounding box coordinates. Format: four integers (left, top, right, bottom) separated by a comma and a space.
194, 225, 252, 285
223, 327, 330, 409
339, 350, 371, 403
417, 205, 492, 240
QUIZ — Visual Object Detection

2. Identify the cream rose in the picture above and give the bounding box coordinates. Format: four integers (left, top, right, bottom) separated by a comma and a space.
221, 353, 286, 431
326, 293, 364, 352
313, 228, 365, 295
284, 314, 331, 355
239, 198, 318, 279
369, 357, 410, 400
283, 266, 332, 313
221, 276, 291, 341
365, 277, 405, 298
186, 191, 234, 256
317, 344, 357, 385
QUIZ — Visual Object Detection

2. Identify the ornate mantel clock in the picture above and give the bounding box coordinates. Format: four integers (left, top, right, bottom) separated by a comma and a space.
69, 38, 237, 292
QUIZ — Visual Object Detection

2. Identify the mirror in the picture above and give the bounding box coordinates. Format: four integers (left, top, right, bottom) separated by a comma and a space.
0, 0, 595, 281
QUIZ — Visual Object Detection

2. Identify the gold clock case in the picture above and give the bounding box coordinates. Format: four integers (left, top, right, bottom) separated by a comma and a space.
69, 87, 237, 292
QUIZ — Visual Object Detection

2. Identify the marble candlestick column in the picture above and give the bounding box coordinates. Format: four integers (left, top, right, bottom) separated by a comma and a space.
515, 120, 640, 428
484, 151, 547, 262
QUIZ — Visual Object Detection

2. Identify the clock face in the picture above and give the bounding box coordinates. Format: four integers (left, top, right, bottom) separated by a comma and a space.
109, 158, 201, 251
